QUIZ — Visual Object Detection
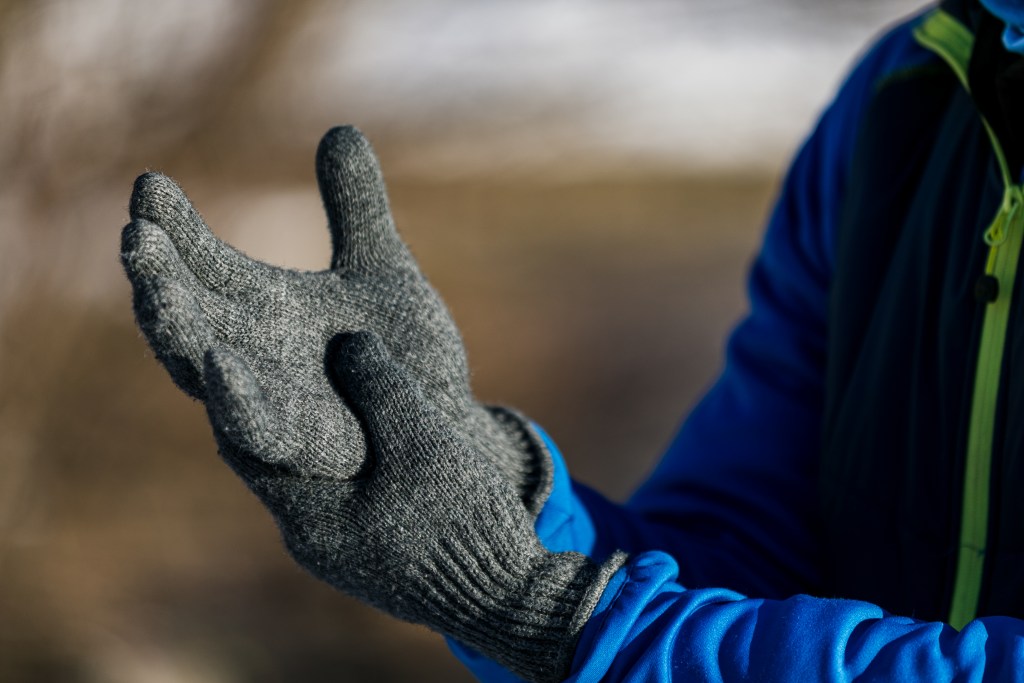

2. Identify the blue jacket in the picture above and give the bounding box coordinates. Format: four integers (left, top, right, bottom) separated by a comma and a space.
454, 2, 1024, 679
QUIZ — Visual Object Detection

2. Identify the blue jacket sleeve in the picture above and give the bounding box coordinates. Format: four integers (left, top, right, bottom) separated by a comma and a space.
567, 552, 1024, 682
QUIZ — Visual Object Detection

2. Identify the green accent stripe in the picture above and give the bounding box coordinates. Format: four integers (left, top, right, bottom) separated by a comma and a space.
912, 10, 974, 90
950, 190, 1024, 629
946, 191, 1019, 630
915, 9, 1024, 629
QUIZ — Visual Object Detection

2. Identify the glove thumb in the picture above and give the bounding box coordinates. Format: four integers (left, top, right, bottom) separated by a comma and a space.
333, 331, 460, 466
316, 126, 415, 274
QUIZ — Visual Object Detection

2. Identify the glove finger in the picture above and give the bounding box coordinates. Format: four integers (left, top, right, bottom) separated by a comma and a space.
131, 275, 214, 399
121, 218, 228, 304
123, 217, 243, 336
333, 330, 459, 460
121, 218, 188, 282
203, 346, 292, 470
129, 172, 261, 295
315, 126, 417, 274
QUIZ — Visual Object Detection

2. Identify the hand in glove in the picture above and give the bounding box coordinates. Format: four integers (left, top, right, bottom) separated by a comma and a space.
203, 331, 626, 683
121, 126, 549, 509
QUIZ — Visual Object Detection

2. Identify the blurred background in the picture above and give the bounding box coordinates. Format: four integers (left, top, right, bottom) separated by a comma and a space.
0, 1, 923, 681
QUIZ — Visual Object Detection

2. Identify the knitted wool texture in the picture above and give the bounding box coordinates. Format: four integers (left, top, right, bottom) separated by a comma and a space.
120, 126, 626, 681
204, 332, 626, 682
121, 126, 550, 511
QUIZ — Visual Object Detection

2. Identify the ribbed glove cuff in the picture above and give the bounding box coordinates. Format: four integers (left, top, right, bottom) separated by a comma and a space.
434, 542, 627, 683
480, 405, 556, 517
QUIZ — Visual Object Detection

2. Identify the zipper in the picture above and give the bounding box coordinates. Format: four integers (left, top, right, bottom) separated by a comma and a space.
914, 10, 1024, 629
949, 186, 1024, 629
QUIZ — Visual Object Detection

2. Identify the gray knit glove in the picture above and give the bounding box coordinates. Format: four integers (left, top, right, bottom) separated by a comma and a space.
202, 331, 625, 683
121, 126, 550, 512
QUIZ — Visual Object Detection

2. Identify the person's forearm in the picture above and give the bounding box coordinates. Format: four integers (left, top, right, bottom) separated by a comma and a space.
569, 551, 1024, 682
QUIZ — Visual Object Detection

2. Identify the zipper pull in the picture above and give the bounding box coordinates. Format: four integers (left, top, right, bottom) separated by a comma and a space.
985, 188, 1023, 247
977, 188, 1023, 304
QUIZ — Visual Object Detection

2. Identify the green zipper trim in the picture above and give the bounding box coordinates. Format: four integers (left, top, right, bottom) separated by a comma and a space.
914, 9, 1024, 629
912, 10, 974, 89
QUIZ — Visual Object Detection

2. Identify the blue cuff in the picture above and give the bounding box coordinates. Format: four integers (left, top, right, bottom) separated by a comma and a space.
532, 424, 599, 555
565, 552, 679, 682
